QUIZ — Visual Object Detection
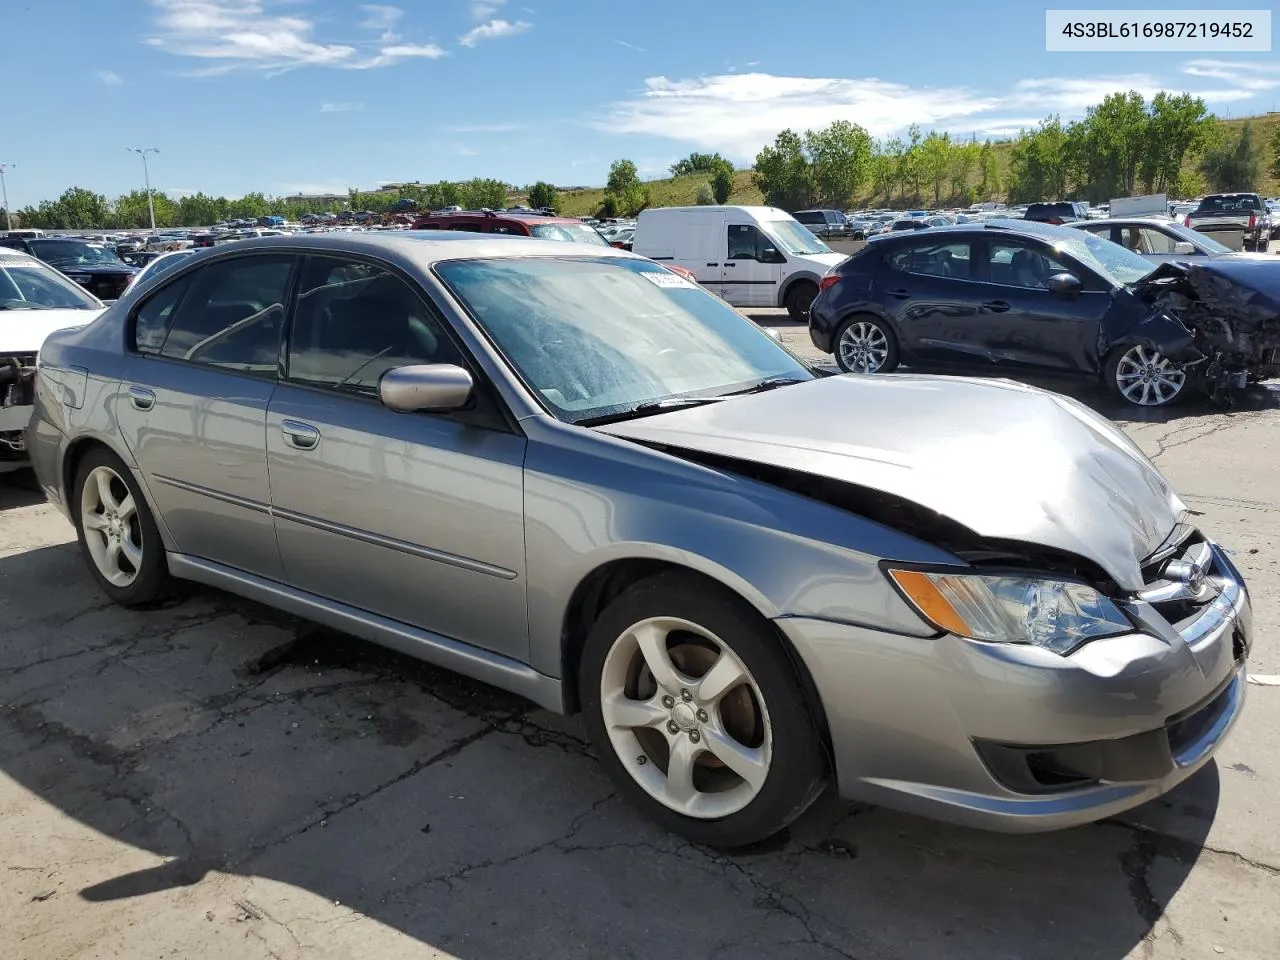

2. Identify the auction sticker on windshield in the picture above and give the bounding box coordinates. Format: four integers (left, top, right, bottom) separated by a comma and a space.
640, 271, 697, 289
1046, 10, 1270, 51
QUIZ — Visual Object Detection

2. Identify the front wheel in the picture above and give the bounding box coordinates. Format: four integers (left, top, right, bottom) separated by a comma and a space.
1104, 344, 1189, 407
784, 282, 818, 322
834, 315, 900, 374
579, 573, 826, 848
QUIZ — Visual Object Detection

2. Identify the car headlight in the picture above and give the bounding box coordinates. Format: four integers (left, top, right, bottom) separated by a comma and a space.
886, 569, 1133, 654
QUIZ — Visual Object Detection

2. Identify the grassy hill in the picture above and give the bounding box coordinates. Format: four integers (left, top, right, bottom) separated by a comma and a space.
535, 112, 1280, 218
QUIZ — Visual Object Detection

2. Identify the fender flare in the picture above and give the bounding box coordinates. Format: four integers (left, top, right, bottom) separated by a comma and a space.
777, 271, 823, 308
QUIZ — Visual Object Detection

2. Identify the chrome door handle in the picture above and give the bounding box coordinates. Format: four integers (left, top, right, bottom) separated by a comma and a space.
281, 419, 321, 451
127, 385, 156, 411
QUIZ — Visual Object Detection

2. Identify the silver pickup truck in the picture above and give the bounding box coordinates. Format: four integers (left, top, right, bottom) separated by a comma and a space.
1183, 193, 1272, 251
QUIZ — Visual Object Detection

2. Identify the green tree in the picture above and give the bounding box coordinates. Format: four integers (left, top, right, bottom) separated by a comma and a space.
918, 131, 952, 205
804, 120, 872, 208
711, 165, 733, 204
948, 139, 980, 201
1140, 92, 1212, 193
670, 152, 733, 177
1268, 122, 1280, 181
1065, 91, 1149, 201
458, 178, 508, 209
901, 125, 924, 199
603, 159, 648, 215
112, 189, 178, 228
177, 192, 230, 226
1200, 121, 1261, 191
527, 181, 559, 211
694, 182, 716, 205
1008, 116, 1070, 202
869, 141, 895, 202
606, 159, 640, 195
977, 139, 1001, 200
753, 129, 812, 210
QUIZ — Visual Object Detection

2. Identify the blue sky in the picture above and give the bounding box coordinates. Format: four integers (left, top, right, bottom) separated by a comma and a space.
6, 0, 1279, 206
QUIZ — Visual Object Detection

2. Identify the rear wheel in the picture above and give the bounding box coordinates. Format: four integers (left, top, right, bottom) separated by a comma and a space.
1104, 344, 1188, 407
579, 572, 826, 848
784, 281, 818, 322
72, 446, 172, 606
834, 315, 900, 374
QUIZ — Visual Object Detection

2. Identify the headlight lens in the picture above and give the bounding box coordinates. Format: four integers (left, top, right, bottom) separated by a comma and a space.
887, 569, 1133, 654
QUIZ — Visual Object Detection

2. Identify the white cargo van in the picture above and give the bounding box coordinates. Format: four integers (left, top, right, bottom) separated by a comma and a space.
633, 206, 849, 319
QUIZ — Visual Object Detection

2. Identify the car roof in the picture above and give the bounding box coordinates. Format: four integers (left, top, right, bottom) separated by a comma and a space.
167, 230, 634, 265
872, 218, 1082, 241
0, 247, 40, 263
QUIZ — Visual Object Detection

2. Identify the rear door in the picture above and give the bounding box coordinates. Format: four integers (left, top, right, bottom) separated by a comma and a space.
722, 223, 780, 307
876, 236, 983, 362
117, 253, 295, 580
971, 236, 1111, 371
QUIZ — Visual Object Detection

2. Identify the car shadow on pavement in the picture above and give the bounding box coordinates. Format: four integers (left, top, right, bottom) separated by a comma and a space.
0, 541, 1222, 958
0, 474, 45, 511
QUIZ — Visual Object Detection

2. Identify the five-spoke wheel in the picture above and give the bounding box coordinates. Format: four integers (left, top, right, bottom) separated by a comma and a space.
580, 572, 825, 847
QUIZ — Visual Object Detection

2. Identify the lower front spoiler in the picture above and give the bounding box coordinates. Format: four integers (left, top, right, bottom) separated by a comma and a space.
848, 665, 1245, 834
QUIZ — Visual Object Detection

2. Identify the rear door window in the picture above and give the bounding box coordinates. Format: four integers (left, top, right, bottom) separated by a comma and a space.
158, 255, 294, 375
885, 241, 972, 279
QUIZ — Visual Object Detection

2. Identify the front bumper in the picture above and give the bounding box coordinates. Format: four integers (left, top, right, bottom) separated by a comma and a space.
776, 542, 1251, 832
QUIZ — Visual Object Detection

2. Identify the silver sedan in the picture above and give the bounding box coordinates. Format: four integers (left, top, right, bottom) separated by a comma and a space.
28, 232, 1252, 846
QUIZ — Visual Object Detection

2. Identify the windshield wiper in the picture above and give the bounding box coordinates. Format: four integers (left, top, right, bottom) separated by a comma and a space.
727, 375, 812, 395
578, 395, 728, 426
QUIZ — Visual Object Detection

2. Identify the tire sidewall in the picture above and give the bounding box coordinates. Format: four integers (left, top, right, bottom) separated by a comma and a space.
834, 314, 901, 374
785, 281, 818, 322
72, 446, 171, 606
579, 573, 826, 848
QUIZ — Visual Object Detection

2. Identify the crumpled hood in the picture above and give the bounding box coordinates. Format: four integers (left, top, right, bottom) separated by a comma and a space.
596, 374, 1184, 591
2, 308, 104, 353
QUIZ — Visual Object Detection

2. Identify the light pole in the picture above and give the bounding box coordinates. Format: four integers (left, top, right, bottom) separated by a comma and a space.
127, 147, 160, 232
0, 162, 13, 233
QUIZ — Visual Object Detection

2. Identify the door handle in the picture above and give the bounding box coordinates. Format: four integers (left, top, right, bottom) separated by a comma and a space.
127, 385, 155, 411
982, 300, 1012, 313
281, 419, 321, 451
723, 262, 736, 268
887, 288, 911, 299
706, 262, 720, 267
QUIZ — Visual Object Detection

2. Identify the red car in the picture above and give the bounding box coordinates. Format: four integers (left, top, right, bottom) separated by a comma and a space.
410, 211, 612, 247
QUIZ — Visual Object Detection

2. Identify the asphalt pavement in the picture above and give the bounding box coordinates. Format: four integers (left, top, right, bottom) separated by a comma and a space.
2, 341, 1278, 960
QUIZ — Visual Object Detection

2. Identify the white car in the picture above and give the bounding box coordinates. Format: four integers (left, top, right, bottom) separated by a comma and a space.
0, 249, 105, 471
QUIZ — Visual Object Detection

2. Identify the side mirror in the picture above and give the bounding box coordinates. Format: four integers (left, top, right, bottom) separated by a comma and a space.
761, 247, 783, 263
1172, 241, 1196, 255
1046, 272, 1082, 298
379, 364, 473, 413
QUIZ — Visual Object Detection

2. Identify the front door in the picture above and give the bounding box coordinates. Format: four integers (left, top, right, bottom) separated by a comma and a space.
265, 255, 529, 660
116, 253, 295, 580
973, 237, 1111, 372
723, 223, 780, 307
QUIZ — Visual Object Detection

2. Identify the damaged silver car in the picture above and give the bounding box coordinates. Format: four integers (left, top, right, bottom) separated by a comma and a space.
28, 233, 1252, 847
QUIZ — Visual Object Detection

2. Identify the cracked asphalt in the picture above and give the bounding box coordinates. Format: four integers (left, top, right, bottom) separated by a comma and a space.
2, 333, 1278, 959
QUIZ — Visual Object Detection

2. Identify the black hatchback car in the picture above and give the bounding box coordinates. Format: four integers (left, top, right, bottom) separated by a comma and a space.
0, 237, 137, 301
809, 220, 1212, 407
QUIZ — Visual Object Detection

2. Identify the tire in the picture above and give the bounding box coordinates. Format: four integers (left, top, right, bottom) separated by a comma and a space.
784, 281, 818, 322
72, 446, 172, 606
1103, 344, 1190, 408
579, 571, 826, 848
833, 314, 900, 374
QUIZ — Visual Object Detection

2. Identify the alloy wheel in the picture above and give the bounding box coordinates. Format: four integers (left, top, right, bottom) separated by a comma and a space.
838, 320, 890, 373
599, 616, 773, 819
79, 465, 143, 588
1114, 345, 1186, 406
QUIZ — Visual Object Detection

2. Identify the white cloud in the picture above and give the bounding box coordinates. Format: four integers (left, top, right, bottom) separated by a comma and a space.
615, 40, 645, 52
95, 69, 124, 85
471, 0, 506, 19
320, 101, 364, 112
1182, 59, 1280, 92
359, 4, 403, 42
596, 68, 1273, 161
144, 0, 443, 74
459, 18, 530, 47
